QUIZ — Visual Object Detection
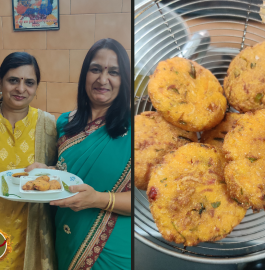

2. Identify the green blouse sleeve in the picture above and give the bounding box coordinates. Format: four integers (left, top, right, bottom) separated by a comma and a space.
56, 112, 71, 139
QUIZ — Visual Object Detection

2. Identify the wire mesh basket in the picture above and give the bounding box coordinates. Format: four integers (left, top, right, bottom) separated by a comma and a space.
134, 0, 265, 264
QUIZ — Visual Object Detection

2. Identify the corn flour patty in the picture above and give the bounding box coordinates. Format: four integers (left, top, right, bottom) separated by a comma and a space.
225, 159, 265, 211
224, 41, 265, 112
223, 109, 265, 211
147, 143, 246, 246
148, 57, 227, 132
223, 110, 265, 162
135, 111, 197, 190
200, 113, 242, 148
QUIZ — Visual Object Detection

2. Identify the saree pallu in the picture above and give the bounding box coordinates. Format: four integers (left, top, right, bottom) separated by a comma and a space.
55, 113, 131, 270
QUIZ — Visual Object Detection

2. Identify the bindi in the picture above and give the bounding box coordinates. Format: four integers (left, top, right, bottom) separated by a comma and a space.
105, 67, 108, 69
21, 78, 24, 80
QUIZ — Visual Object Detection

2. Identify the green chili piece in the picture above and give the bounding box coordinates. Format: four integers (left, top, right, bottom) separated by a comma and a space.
233, 198, 241, 204
175, 71, 179, 75
1, 176, 8, 196
248, 157, 257, 163
173, 88, 180, 94
160, 178, 167, 183
171, 222, 186, 241
211, 201, 221, 208
1, 176, 21, 198
62, 181, 71, 192
255, 93, 264, 103
251, 63, 256, 69
199, 203, 206, 215
179, 121, 186, 125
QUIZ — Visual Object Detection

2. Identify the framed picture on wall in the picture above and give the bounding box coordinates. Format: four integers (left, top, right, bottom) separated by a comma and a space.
12, 0, 59, 31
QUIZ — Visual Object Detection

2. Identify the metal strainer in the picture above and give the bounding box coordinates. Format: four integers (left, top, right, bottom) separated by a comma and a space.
134, 0, 265, 264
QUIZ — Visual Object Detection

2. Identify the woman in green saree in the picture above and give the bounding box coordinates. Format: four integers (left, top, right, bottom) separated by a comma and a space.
27, 38, 131, 269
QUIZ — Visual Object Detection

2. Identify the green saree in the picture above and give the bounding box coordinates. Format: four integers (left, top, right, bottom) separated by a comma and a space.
55, 113, 131, 270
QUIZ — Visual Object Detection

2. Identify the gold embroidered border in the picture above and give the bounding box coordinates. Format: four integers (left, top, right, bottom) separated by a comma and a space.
68, 158, 131, 270
71, 211, 112, 270
58, 133, 86, 157
112, 159, 131, 193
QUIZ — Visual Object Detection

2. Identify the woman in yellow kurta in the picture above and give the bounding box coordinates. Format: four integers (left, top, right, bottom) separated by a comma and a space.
0, 52, 57, 270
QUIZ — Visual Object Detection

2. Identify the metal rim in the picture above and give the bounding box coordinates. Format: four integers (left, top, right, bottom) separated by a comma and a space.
135, 0, 265, 264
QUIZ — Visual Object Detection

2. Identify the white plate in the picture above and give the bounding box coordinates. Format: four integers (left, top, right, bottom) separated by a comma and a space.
19, 175, 64, 194
0, 168, 83, 203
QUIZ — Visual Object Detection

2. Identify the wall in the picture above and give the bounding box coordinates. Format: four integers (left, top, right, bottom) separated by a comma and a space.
0, 0, 131, 119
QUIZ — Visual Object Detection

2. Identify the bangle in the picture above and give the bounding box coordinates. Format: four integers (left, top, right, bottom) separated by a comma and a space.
110, 192, 116, 213
103, 191, 112, 211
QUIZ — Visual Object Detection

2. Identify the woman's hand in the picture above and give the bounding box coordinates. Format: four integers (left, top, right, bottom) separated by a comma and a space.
50, 184, 99, 211
50, 184, 131, 215
25, 162, 54, 172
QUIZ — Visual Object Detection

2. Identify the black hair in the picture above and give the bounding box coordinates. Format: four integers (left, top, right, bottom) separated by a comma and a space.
64, 38, 131, 139
0, 52, 40, 84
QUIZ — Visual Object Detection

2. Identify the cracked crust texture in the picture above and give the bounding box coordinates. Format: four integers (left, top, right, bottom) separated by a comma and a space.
134, 111, 197, 190
224, 41, 265, 112
147, 143, 246, 246
223, 110, 265, 162
148, 57, 227, 132
223, 109, 265, 211
200, 113, 242, 148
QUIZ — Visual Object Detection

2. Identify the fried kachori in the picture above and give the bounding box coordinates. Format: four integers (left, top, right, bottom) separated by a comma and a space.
148, 57, 227, 132
135, 111, 197, 190
223, 109, 265, 162
223, 109, 265, 211
147, 143, 246, 246
35, 175, 50, 182
224, 41, 265, 112
49, 180, 61, 190
225, 159, 265, 211
22, 181, 34, 190
200, 112, 242, 148
33, 180, 50, 191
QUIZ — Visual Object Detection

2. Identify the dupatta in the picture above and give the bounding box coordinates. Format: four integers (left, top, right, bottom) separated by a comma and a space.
55, 113, 131, 270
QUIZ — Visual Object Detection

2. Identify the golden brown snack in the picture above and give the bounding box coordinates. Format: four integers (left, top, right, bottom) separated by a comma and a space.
49, 180, 61, 190
225, 159, 265, 211
147, 143, 246, 246
148, 57, 227, 132
135, 111, 198, 190
223, 109, 265, 211
224, 41, 265, 112
12, 172, 29, 178
22, 181, 34, 190
35, 175, 50, 182
223, 110, 265, 162
33, 180, 50, 191
200, 113, 242, 148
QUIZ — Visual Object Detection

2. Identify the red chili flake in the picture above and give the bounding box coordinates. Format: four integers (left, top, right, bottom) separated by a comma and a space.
148, 187, 158, 201
167, 85, 176, 90
207, 179, 216, 185
209, 209, 215, 218
200, 188, 213, 193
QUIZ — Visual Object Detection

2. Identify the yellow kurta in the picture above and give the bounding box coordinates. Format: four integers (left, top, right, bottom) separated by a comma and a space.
0, 106, 38, 269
